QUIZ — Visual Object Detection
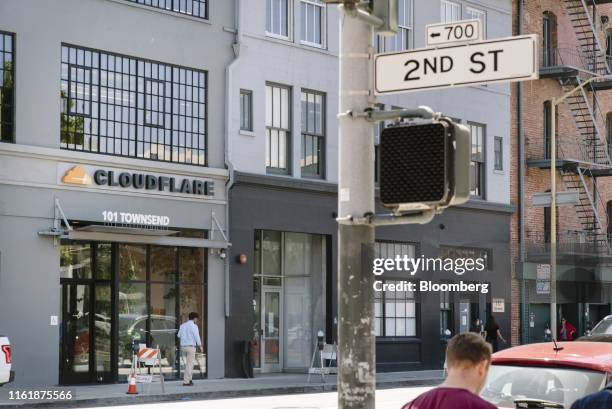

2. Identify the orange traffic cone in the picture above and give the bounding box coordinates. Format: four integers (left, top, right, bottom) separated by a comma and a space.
126, 373, 138, 395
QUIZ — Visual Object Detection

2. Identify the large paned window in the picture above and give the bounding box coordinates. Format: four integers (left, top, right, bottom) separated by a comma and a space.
125, 0, 207, 19
301, 0, 325, 47
60, 45, 207, 166
266, 83, 291, 173
266, 0, 290, 38
0, 32, 14, 143
374, 280, 417, 337
441, 0, 461, 23
376, 0, 412, 52
468, 122, 485, 198
374, 241, 418, 337
301, 90, 325, 178
117, 244, 206, 379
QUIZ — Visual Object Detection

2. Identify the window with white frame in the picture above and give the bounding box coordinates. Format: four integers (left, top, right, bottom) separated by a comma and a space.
266, 83, 291, 172
266, 0, 290, 38
301, 0, 325, 47
375, 280, 418, 337
376, 0, 413, 52
441, 0, 461, 23
465, 7, 486, 38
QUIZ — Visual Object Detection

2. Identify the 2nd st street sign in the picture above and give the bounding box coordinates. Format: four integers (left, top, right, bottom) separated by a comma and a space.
374, 34, 538, 94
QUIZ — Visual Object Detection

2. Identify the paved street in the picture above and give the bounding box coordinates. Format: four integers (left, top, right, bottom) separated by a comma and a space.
85, 386, 432, 409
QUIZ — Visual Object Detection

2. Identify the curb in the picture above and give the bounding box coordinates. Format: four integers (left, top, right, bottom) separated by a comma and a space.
1, 377, 443, 408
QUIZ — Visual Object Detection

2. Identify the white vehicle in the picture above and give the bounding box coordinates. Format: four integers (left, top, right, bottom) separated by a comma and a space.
590, 315, 612, 335
0, 335, 13, 386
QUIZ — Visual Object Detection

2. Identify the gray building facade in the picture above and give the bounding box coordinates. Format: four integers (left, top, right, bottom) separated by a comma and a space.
0, 0, 233, 386
0, 0, 515, 385
226, 0, 514, 377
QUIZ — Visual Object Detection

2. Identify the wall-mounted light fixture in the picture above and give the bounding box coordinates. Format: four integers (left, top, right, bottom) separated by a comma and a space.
237, 254, 247, 264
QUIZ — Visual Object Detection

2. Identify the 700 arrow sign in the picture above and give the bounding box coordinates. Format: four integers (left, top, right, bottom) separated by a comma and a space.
426, 19, 483, 47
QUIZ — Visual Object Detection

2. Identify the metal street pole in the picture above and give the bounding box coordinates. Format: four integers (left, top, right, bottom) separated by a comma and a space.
550, 98, 557, 341
337, 3, 376, 409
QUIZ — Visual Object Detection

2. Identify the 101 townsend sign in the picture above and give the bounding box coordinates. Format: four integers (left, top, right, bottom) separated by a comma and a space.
59, 164, 215, 197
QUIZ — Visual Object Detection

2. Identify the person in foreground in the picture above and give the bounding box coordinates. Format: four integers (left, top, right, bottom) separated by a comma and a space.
402, 333, 496, 409
570, 380, 612, 409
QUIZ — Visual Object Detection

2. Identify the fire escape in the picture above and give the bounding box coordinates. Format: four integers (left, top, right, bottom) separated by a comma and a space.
529, 0, 612, 259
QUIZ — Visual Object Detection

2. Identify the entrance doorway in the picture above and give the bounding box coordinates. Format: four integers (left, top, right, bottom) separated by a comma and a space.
261, 287, 282, 372
252, 230, 328, 373
59, 243, 113, 384
528, 303, 551, 343
59, 239, 207, 384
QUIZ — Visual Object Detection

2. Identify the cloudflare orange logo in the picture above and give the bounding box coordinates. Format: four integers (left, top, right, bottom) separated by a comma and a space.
62, 165, 92, 185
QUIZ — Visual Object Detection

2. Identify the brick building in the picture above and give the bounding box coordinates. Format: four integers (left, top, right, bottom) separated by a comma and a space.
512, 0, 612, 344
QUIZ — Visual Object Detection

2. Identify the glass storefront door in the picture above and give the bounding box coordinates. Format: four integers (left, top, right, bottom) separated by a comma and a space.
253, 230, 328, 373
261, 287, 282, 372
60, 243, 113, 384
60, 283, 92, 384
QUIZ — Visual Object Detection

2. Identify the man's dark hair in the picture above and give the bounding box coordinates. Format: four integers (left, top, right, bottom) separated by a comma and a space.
188, 312, 199, 320
446, 333, 492, 368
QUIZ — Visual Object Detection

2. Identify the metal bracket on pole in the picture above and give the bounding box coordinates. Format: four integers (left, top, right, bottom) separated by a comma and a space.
341, 3, 384, 29
338, 106, 437, 123
337, 210, 436, 226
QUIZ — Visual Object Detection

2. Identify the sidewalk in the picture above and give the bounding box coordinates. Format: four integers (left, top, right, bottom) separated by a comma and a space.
0, 370, 444, 408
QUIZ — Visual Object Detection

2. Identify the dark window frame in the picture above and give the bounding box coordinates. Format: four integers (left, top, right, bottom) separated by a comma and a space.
374, 279, 420, 338
468, 121, 486, 199
60, 44, 207, 166
67, 64, 93, 118
144, 78, 166, 128
300, 88, 326, 179
123, 0, 208, 19
0, 31, 15, 143
439, 287, 453, 337
542, 12, 557, 67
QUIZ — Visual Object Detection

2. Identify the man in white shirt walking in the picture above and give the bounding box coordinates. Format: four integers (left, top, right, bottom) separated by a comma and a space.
177, 312, 202, 386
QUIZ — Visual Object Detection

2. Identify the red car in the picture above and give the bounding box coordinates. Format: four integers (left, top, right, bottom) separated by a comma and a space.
481, 341, 612, 408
